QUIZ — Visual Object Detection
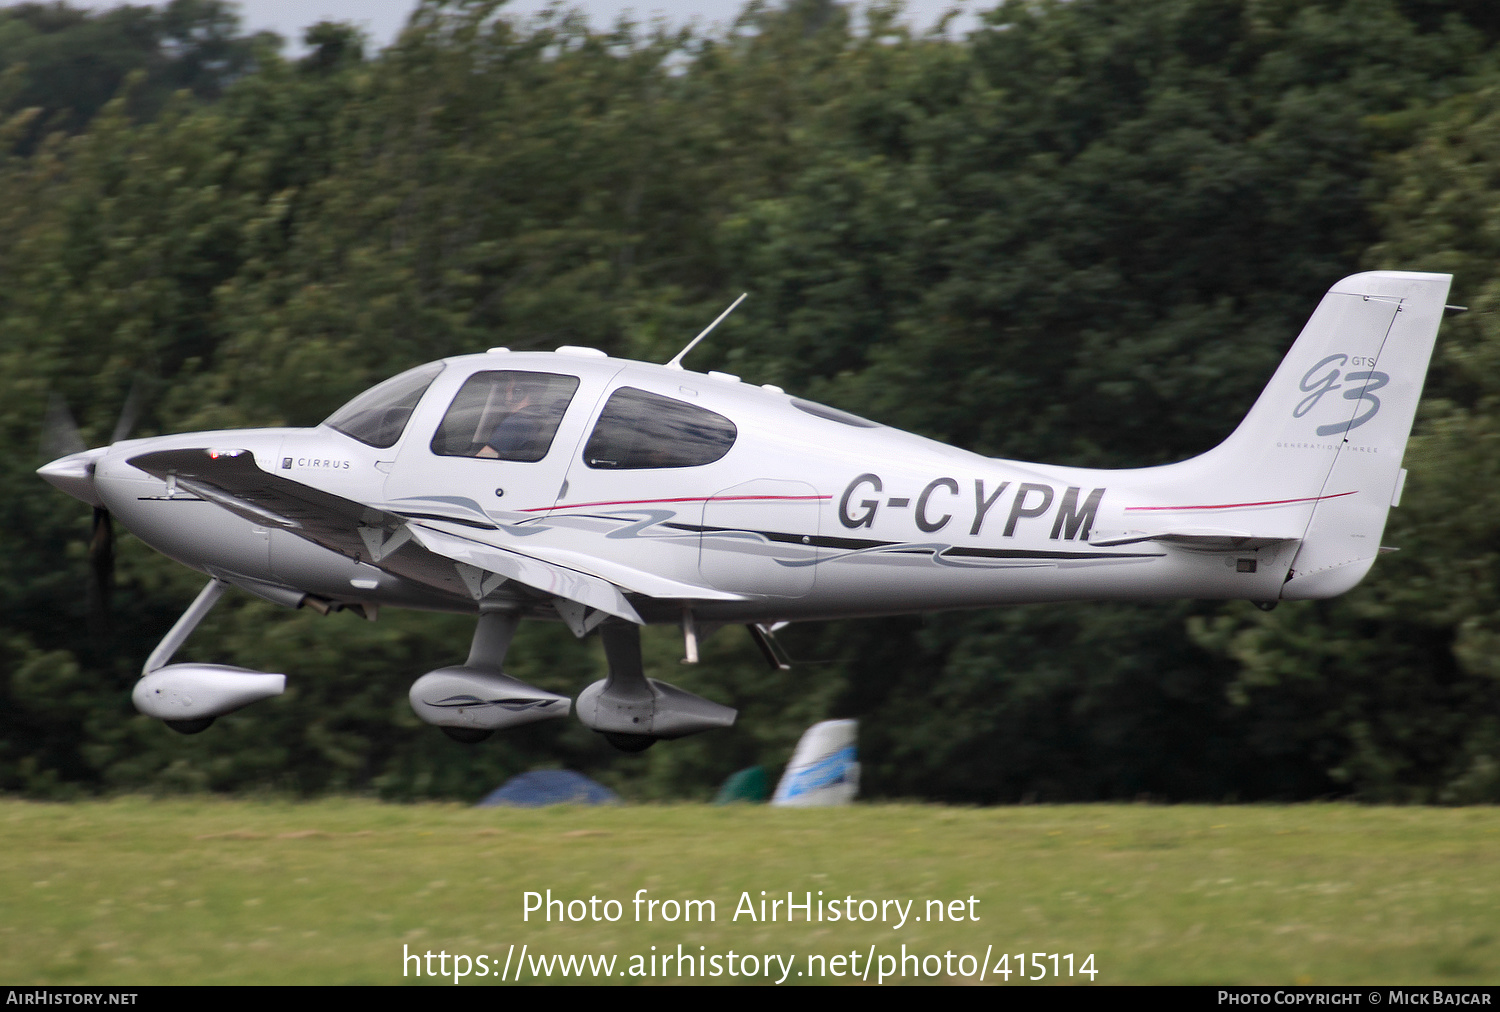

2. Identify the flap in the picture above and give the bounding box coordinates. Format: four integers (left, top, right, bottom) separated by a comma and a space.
411, 517, 748, 603
404, 524, 641, 623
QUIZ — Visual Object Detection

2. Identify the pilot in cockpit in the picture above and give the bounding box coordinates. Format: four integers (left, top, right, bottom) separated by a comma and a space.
432, 369, 580, 462
475, 375, 540, 458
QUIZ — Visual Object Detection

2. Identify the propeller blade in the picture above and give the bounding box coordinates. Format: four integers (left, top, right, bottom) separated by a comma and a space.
41, 393, 86, 461
42, 386, 139, 637
87, 506, 114, 637
110, 378, 144, 446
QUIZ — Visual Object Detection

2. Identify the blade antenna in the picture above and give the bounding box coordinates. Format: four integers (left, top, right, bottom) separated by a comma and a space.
665, 293, 747, 370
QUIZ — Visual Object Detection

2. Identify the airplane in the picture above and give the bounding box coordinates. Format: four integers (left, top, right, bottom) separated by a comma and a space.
37, 270, 1452, 752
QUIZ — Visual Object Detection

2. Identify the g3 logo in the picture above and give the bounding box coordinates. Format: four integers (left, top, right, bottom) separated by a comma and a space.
1295, 354, 1390, 437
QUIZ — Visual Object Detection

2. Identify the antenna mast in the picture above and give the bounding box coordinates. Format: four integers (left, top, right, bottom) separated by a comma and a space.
665, 293, 747, 370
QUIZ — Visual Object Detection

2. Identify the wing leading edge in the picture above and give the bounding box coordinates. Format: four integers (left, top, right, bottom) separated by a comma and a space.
126, 447, 653, 630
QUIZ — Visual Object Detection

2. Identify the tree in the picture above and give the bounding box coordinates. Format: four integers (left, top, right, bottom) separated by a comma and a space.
4, 0, 1498, 801
0, 0, 271, 153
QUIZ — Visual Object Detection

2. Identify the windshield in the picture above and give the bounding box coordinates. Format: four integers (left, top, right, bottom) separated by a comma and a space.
324, 362, 445, 448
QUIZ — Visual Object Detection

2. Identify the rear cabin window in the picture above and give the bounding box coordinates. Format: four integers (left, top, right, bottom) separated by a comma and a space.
431, 371, 580, 462
583, 387, 737, 469
324, 362, 445, 449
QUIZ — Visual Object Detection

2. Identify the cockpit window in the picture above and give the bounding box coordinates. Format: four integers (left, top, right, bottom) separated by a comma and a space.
583, 387, 736, 469
431, 371, 580, 462
325, 362, 445, 448
791, 398, 880, 428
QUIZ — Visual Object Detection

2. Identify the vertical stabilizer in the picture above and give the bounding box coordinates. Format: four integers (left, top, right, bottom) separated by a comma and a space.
1148, 271, 1450, 599
1276, 272, 1451, 598
771, 719, 859, 806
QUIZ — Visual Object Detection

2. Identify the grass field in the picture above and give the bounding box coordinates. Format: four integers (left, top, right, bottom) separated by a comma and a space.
1, 798, 1497, 985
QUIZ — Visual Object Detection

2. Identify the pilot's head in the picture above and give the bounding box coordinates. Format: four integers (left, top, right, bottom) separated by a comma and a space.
504, 375, 534, 410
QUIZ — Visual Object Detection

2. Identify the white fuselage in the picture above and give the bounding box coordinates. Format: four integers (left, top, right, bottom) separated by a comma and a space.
87, 349, 1303, 624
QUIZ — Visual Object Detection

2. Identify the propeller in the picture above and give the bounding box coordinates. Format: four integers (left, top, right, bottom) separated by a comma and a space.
41, 392, 86, 461
40, 380, 146, 637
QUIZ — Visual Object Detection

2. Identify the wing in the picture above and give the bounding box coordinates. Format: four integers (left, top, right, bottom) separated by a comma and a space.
127, 447, 644, 630
395, 516, 749, 603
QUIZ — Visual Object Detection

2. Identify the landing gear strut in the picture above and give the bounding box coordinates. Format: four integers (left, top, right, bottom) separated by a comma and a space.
577, 622, 737, 752
132, 578, 286, 730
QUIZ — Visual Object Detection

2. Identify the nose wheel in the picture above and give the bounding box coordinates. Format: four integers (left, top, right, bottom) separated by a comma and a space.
165, 717, 215, 735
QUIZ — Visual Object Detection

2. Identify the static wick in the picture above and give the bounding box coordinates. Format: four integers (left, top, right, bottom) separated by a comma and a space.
666, 293, 748, 370
681, 607, 699, 665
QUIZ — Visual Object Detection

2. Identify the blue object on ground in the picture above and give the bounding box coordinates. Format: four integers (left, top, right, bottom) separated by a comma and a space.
476, 769, 619, 807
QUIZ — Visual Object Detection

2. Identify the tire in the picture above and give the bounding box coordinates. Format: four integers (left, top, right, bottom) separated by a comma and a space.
603, 732, 656, 753
164, 717, 215, 735
441, 726, 493, 744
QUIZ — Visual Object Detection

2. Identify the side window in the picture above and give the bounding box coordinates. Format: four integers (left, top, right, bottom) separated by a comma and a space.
324, 362, 445, 449
431, 371, 580, 462
583, 387, 737, 469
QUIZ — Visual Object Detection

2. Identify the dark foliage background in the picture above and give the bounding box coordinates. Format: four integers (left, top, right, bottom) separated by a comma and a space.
4, 0, 1500, 803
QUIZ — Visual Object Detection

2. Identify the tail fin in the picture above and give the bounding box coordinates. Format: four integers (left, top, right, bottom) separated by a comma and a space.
1146, 271, 1451, 599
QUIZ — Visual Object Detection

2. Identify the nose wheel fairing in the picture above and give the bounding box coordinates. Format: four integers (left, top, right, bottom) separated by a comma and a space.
131, 579, 287, 726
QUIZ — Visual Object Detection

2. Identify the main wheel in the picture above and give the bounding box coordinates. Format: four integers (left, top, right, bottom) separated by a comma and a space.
165, 717, 215, 735
603, 732, 657, 753
441, 726, 493, 744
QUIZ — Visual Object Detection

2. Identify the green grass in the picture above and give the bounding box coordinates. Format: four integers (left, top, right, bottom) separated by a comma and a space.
1, 798, 1497, 985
